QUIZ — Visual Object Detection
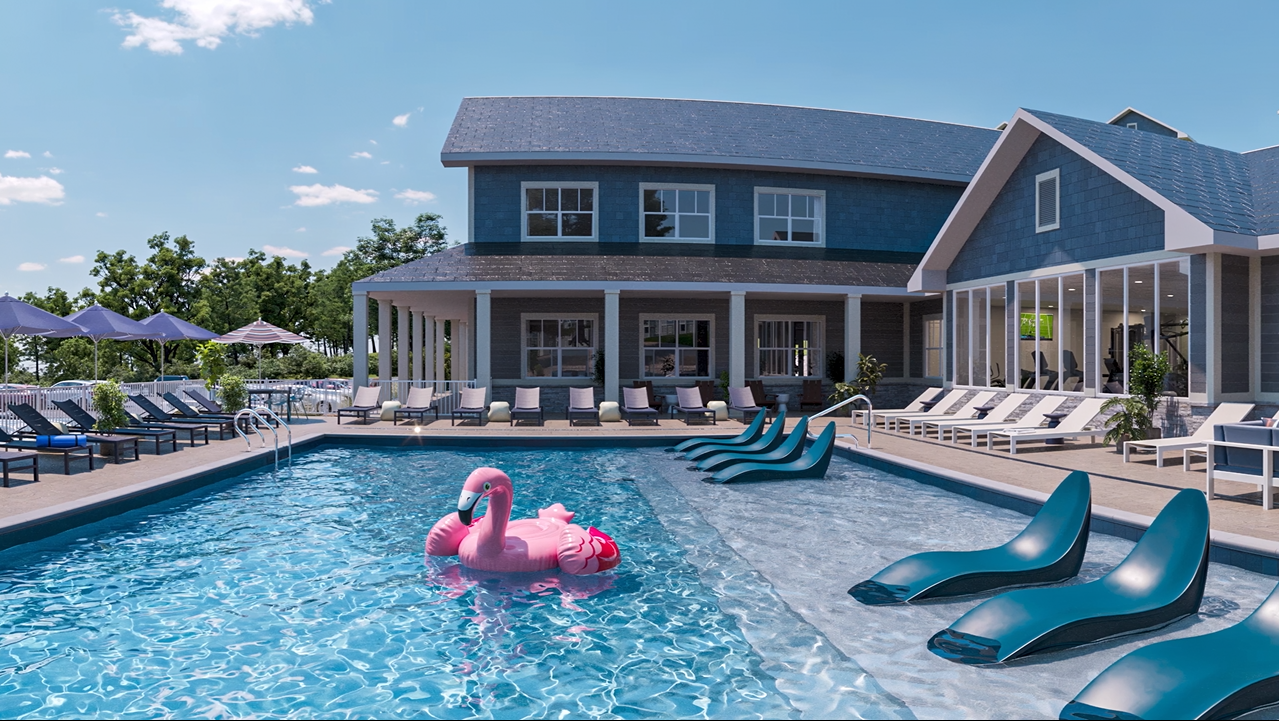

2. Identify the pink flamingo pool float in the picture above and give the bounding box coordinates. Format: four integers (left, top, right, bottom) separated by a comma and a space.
426, 467, 621, 575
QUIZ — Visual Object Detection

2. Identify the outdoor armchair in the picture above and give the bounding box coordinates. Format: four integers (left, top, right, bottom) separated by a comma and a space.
746, 380, 776, 410
728, 386, 768, 423
673, 386, 716, 425
338, 386, 381, 425
510, 387, 545, 426
799, 380, 824, 411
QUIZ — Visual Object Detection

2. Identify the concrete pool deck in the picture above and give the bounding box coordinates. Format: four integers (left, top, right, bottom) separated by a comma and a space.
1, 413, 1277, 567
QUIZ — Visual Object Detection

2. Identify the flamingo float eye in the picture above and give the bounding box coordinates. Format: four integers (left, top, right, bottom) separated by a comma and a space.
483, 482, 491, 491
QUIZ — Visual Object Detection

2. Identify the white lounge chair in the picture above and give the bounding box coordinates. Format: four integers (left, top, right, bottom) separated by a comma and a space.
728, 386, 768, 422
950, 396, 1069, 447
451, 387, 488, 426
567, 387, 600, 425
904, 391, 996, 436
510, 387, 544, 426
876, 388, 968, 431
988, 397, 1108, 453
854, 387, 940, 427
921, 393, 1030, 441
1121, 402, 1254, 468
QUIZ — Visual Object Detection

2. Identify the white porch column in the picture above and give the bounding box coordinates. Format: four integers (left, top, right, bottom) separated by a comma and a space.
353, 291, 369, 388
423, 315, 436, 383
729, 291, 746, 388
475, 290, 491, 401
377, 298, 392, 402
435, 319, 446, 385
845, 294, 862, 383
396, 305, 410, 387
459, 321, 470, 382
604, 289, 620, 403
411, 310, 424, 382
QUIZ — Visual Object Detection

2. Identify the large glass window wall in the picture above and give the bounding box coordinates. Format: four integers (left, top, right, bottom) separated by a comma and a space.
951, 284, 1007, 388
1098, 260, 1189, 396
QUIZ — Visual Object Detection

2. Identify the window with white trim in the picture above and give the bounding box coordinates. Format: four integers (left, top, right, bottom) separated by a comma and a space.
756, 317, 823, 377
1035, 169, 1060, 233
641, 184, 713, 241
756, 189, 824, 244
923, 315, 943, 378
523, 316, 596, 378
641, 317, 712, 377
523, 183, 596, 239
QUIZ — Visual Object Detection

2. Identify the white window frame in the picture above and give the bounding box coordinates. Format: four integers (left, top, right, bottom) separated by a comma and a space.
754, 187, 826, 247
1094, 259, 1190, 398
520, 181, 599, 241
638, 183, 715, 243
923, 314, 943, 379
1127, 122, 1138, 129
1010, 273, 1087, 395
638, 314, 715, 379
754, 315, 824, 378
520, 313, 599, 379
1035, 169, 1061, 233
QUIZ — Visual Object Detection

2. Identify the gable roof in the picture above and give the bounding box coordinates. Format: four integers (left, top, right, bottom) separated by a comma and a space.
441, 96, 1000, 184
1106, 107, 1192, 140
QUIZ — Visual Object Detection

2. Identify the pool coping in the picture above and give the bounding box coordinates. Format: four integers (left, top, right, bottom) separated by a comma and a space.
2, 432, 1276, 576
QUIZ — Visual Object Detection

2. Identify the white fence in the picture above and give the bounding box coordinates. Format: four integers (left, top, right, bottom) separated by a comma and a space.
0, 380, 201, 433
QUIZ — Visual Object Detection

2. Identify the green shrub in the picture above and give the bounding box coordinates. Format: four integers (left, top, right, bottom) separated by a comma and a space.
196, 342, 227, 391
220, 374, 248, 412
92, 380, 129, 432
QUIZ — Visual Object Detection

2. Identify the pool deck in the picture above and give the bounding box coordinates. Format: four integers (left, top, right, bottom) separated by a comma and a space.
2, 413, 1278, 562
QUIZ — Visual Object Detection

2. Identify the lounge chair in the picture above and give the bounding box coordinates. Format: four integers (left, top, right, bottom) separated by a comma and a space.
684, 411, 787, 462
673, 387, 716, 425
1061, 579, 1279, 720
125, 409, 209, 447
184, 388, 228, 414
727, 386, 768, 423
696, 417, 810, 473
1123, 402, 1254, 468
163, 392, 236, 420
129, 394, 235, 440
510, 387, 544, 426
928, 488, 1209, 665
621, 387, 659, 426
903, 391, 996, 436
393, 387, 439, 425
987, 397, 1107, 453
337, 386, 381, 425
708, 421, 836, 484
853, 387, 941, 428
875, 388, 967, 431
850, 471, 1090, 605
53, 399, 178, 455
450, 387, 487, 426
799, 379, 824, 411
566, 387, 599, 426
920, 393, 1029, 441
746, 380, 777, 411
632, 380, 662, 410
0, 427, 93, 474
948, 395, 1068, 447
8, 403, 139, 464
672, 408, 767, 454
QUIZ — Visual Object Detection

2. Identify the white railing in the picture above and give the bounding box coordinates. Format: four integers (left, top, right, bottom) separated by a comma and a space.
0, 380, 208, 433
371, 379, 476, 416
810, 393, 874, 448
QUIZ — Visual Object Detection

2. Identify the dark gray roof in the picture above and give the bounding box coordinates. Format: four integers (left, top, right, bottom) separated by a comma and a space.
1246, 145, 1279, 236
441, 96, 1000, 183
1028, 109, 1258, 234
358, 245, 915, 288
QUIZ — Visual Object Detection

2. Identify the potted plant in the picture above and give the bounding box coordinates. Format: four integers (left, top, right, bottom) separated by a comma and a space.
220, 374, 248, 412
1101, 344, 1172, 450
828, 353, 888, 414
195, 341, 227, 392
92, 380, 129, 434
718, 370, 730, 401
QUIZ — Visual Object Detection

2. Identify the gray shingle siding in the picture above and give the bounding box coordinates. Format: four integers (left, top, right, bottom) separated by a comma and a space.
1262, 257, 1279, 393
1220, 254, 1251, 394
472, 165, 962, 255
947, 134, 1165, 284
1190, 255, 1207, 394
862, 302, 905, 378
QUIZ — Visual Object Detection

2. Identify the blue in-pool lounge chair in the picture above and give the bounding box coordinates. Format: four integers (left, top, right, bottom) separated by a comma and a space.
510, 387, 544, 426
928, 488, 1209, 665
684, 411, 787, 461
850, 471, 1091, 605
566, 387, 600, 426
707, 420, 836, 484
621, 387, 658, 426
1061, 579, 1279, 720
451, 387, 487, 426
697, 416, 810, 473
672, 407, 767, 454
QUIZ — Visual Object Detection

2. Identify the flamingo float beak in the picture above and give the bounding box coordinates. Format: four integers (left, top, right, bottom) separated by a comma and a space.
457, 490, 481, 525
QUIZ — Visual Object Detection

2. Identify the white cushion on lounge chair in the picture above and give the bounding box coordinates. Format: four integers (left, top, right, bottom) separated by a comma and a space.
514, 387, 540, 410
623, 387, 650, 410
352, 386, 379, 407
676, 387, 705, 410
569, 387, 596, 410
458, 387, 486, 410
404, 387, 434, 408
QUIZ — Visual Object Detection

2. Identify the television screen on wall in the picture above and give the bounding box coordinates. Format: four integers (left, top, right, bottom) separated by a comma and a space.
1019, 313, 1054, 341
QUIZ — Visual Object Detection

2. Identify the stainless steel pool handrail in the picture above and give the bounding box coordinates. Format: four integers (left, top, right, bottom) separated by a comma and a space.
808, 394, 873, 448
233, 408, 280, 471
252, 404, 292, 467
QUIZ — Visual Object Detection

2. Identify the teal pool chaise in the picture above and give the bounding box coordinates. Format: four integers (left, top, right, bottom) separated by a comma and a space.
928, 488, 1210, 665
695, 417, 810, 473
1061, 580, 1279, 720
850, 471, 1091, 605
707, 421, 836, 484
670, 409, 769, 454
684, 411, 787, 462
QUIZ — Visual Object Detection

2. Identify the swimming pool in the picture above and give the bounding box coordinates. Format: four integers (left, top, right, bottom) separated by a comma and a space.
0, 444, 1275, 719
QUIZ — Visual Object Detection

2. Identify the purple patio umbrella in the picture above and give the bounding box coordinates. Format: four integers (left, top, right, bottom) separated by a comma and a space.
139, 311, 219, 379
0, 293, 86, 385
215, 319, 307, 379
63, 304, 165, 380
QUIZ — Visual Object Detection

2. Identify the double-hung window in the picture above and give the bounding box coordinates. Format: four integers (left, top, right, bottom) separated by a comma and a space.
756, 317, 823, 377
756, 188, 824, 245
524, 316, 596, 378
640, 184, 713, 241
641, 317, 712, 378
523, 182, 597, 239
923, 315, 943, 378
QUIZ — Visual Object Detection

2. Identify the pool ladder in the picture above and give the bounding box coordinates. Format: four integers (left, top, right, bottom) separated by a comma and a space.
233, 406, 293, 470
808, 393, 873, 448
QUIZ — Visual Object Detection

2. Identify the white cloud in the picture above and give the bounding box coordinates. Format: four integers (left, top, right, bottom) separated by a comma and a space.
395, 188, 436, 205
4, 150, 30, 159
289, 183, 378, 207
350, 151, 372, 159
380, 160, 390, 165
96, 212, 108, 218
59, 255, 85, 264
369, 139, 377, 145
17, 262, 46, 272
0, 174, 65, 205
264, 244, 308, 259
42, 151, 52, 158
114, 0, 316, 55
322, 245, 351, 257
46, 167, 63, 175
393, 112, 410, 127
292, 164, 317, 174
295, 226, 306, 232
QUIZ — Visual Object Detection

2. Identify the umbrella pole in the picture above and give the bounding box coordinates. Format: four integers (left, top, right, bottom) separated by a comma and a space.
3, 333, 8, 386
94, 339, 99, 381
160, 340, 165, 380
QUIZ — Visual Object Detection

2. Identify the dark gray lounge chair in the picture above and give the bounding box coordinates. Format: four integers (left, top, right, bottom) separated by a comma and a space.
184, 388, 227, 414
510, 387, 544, 426
163, 392, 236, 420
125, 410, 209, 447
621, 387, 658, 426
451, 387, 487, 426
673, 387, 716, 425
727, 386, 768, 423
8, 403, 139, 464
0, 427, 93, 474
393, 387, 439, 425
129, 395, 235, 440
53, 399, 178, 455
566, 387, 599, 426
337, 386, 381, 425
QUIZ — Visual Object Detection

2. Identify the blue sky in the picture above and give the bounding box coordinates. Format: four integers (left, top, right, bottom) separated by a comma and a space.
2, 0, 1277, 297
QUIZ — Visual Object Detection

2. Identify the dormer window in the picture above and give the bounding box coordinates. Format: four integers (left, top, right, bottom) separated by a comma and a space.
1035, 169, 1060, 233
